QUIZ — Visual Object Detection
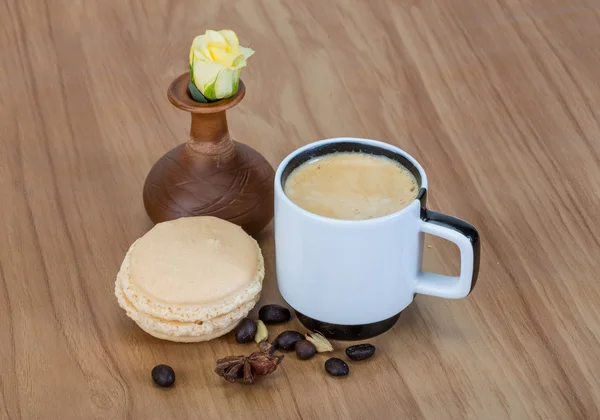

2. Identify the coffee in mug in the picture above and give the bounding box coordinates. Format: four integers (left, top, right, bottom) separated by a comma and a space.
274, 138, 480, 340
283, 152, 418, 220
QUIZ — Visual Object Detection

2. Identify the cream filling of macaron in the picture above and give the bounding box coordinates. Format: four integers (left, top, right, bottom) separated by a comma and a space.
115, 276, 260, 338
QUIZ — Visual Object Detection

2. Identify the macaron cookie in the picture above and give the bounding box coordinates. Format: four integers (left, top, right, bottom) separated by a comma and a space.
114, 216, 264, 342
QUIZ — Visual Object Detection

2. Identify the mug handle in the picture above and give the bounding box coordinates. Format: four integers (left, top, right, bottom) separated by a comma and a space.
415, 210, 480, 299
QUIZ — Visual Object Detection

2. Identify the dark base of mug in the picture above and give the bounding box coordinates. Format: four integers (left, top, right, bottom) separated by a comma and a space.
295, 311, 402, 341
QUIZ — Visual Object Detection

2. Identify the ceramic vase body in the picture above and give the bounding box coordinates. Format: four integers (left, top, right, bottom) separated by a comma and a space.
143, 73, 274, 236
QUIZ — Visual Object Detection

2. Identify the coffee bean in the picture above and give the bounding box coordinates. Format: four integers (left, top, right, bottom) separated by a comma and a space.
259, 304, 291, 324
325, 358, 349, 376
295, 340, 316, 360
152, 364, 176, 387
345, 344, 376, 361
235, 318, 258, 343
274, 331, 304, 350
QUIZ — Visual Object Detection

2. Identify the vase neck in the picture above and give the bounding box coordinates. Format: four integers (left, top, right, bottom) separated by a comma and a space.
187, 111, 234, 156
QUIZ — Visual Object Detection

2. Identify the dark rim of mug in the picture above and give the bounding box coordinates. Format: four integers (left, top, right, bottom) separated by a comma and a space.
279, 140, 428, 218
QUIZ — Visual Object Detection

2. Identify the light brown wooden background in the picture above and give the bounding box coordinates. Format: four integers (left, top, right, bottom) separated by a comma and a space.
2, 0, 600, 419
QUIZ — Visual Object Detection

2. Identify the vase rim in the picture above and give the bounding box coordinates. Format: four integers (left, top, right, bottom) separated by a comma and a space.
167, 72, 245, 114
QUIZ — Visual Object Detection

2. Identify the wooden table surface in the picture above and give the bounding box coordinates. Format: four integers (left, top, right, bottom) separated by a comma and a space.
2, 0, 600, 419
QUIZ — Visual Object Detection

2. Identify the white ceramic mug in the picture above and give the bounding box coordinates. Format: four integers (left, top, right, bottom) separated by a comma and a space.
274, 138, 480, 340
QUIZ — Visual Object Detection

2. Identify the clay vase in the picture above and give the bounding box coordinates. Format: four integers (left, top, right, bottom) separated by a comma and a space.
142, 72, 275, 236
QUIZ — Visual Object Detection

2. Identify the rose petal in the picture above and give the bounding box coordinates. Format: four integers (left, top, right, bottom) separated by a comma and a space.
213, 69, 236, 99
239, 46, 255, 60
192, 60, 223, 99
209, 46, 238, 68
191, 35, 213, 60
205, 29, 227, 47
219, 29, 239, 47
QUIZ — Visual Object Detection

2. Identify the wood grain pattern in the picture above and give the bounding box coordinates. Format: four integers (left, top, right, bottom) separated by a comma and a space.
1, 0, 599, 418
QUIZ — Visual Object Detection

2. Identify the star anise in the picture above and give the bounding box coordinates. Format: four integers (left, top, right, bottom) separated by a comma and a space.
215, 352, 283, 384
248, 352, 281, 375
214, 355, 246, 382
258, 341, 277, 354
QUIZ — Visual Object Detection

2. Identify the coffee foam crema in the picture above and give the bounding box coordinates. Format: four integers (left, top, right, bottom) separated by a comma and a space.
283, 152, 418, 220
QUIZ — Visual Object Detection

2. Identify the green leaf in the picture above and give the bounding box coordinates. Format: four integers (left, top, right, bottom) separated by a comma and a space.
188, 81, 209, 103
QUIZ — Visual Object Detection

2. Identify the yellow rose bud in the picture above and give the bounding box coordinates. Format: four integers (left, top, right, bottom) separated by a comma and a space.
189, 29, 254, 101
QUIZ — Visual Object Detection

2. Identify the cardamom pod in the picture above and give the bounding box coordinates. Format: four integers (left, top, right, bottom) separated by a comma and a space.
305, 332, 333, 353
254, 319, 269, 343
